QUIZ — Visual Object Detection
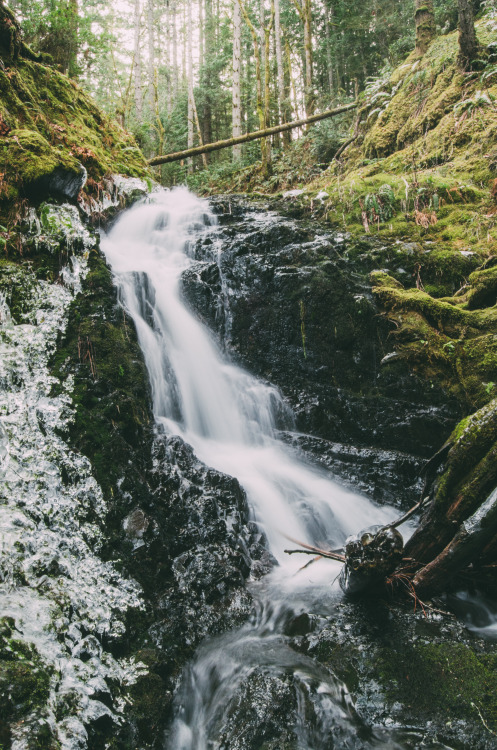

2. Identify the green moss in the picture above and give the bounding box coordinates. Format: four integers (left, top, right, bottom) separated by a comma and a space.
0, 259, 38, 322
465, 264, 497, 309
404, 398, 497, 564
0, 617, 52, 732
0, 53, 150, 218
435, 398, 497, 503
370, 267, 497, 411
51, 248, 152, 499
0, 128, 83, 200
377, 641, 497, 729
127, 672, 169, 742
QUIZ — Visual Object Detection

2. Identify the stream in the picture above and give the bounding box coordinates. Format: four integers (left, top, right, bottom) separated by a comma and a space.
2, 187, 494, 749
101, 188, 452, 750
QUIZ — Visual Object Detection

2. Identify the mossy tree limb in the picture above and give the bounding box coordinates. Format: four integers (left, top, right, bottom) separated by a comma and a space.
405, 399, 497, 564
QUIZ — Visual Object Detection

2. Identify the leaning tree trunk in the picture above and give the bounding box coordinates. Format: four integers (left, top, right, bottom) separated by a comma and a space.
414, 0, 436, 55
457, 0, 479, 67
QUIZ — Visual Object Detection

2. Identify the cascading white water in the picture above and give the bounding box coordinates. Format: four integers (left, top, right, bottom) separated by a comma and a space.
102, 188, 397, 564
102, 187, 413, 749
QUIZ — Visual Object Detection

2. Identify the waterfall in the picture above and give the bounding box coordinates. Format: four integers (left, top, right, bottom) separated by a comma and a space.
101, 188, 411, 749
102, 188, 397, 564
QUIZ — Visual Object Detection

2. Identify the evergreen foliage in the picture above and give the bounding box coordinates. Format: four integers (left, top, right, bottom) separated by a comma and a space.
8, 0, 486, 181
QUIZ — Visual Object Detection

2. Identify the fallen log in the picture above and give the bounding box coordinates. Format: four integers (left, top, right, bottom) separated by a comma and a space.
148, 102, 358, 166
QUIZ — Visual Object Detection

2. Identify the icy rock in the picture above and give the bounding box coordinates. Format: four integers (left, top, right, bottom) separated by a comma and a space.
0, 420, 8, 473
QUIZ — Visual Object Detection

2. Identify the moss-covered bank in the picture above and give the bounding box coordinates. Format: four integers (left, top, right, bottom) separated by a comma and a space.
0, 4, 150, 238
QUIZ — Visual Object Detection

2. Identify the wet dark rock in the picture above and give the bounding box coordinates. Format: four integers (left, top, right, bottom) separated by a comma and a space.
281, 432, 423, 509
339, 525, 404, 595
217, 670, 299, 750
123, 507, 150, 540
293, 598, 497, 749
28, 163, 87, 202
283, 612, 317, 637
183, 198, 460, 509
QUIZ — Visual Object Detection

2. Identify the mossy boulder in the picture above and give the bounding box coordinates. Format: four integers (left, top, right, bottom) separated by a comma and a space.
0, 128, 86, 201
0, 7, 150, 225
371, 268, 497, 411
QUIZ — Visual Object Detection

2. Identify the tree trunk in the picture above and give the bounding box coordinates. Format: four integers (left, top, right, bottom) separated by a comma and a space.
285, 38, 295, 141
202, 0, 214, 147
148, 101, 357, 165
274, 0, 285, 140
414, 0, 435, 55
181, 3, 186, 84
263, 0, 275, 171
67, 0, 78, 78
302, 0, 314, 117
291, 0, 314, 117
172, 0, 179, 98
133, 0, 143, 122
457, 0, 479, 67
165, 1, 172, 115
187, 0, 194, 172
147, 0, 155, 115
413, 487, 497, 597
232, 0, 243, 161
240, 0, 267, 172
199, 0, 204, 65
403, 399, 497, 598
325, 4, 334, 95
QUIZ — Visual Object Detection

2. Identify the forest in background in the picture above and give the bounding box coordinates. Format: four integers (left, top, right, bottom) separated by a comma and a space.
7, 0, 486, 188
